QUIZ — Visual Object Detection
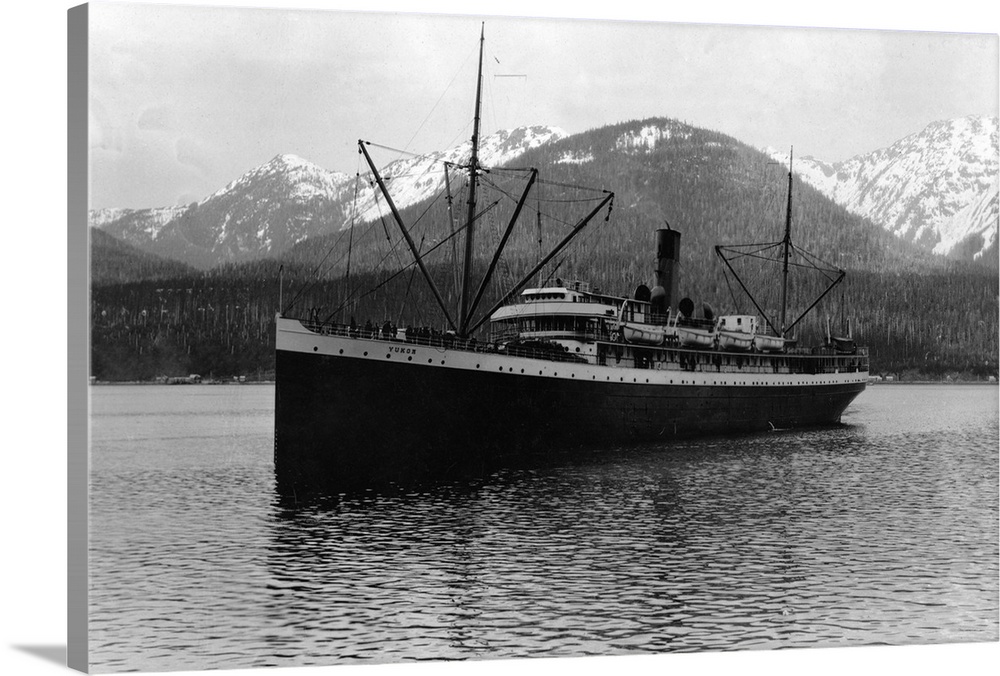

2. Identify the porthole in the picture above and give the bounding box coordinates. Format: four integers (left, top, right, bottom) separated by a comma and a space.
313, 346, 318, 352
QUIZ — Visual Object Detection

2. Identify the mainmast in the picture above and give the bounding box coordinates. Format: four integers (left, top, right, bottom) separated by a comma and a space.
458, 23, 486, 337
778, 147, 793, 338
715, 145, 844, 341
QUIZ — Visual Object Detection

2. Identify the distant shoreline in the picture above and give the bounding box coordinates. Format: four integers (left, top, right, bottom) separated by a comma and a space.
868, 380, 997, 386
87, 379, 997, 386
90, 380, 276, 386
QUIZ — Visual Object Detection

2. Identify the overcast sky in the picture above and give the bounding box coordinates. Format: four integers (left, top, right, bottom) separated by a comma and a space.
87, 1, 998, 210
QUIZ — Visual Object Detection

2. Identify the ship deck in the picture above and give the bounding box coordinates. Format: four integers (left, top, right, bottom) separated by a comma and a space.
288, 317, 869, 377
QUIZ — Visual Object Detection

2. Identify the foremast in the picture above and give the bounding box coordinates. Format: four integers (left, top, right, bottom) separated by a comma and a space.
458, 23, 486, 337
357, 24, 613, 340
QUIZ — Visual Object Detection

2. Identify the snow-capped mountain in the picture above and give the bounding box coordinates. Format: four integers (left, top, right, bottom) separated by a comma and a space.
351, 125, 566, 223
90, 126, 565, 269
93, 116, 997, 269
91, 154, 355, 268
768, 116, 999, 261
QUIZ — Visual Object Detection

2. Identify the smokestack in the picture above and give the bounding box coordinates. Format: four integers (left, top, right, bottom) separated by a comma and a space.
653, 227, 681, 313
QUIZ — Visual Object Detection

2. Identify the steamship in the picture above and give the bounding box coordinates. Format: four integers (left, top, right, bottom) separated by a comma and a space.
273, 27, 868, 491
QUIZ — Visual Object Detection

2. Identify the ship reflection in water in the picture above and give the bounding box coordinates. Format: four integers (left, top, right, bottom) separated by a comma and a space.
87, 384, 998, 673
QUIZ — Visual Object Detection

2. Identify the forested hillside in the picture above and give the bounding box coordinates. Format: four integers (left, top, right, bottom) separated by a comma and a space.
90, 227, 197, 285
89, 118, 998, 381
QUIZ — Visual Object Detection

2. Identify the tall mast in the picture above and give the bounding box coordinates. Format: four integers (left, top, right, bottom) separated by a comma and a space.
443, 162, 460, 296
458, 23, 486, 337
779, 147, 793, 338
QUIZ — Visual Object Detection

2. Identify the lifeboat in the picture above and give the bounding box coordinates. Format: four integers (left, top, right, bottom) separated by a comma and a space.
677, 325, 715, 348
717, 330, 753, 351
620, 322, 676, 346
753, 334, 786, 353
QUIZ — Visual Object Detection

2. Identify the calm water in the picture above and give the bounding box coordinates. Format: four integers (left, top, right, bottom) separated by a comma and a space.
88, 384, 999, 673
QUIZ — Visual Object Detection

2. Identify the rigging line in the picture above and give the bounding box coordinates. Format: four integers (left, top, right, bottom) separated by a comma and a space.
782, 254, 839, 277
283, 222, 357, 314
484, 50, 498, 143
528, 203, 578, 230
723, 251, 832, 276
721, 264, 744, 313
535, 177, 611, 194
344, 167, 362, 291
330, 182, 412, 311
504, 185, 609, 231
324, 219, 473, 323
283, 162, 378, 313
776, 244, 841, 275
512, 201, 572, 231
398, 185, 450, 233
717, 241, 784, 255
336, 234, 407, 317
475, 171, 533, 192
442, 119, 475, 160
719, 242, 785, 258
487, 166, 538, 175
361, 141, 438, 160
715, 249, 784, 265
362, 141, 469, 178
342, 229, 414, 305
534, 194, 611, 205
364, 152, 476, 233
335, 194, 484, 319
399, 44, 476, 160
789, 242, 843, 273
718, 239, 784, 250
398, 234, 425, 326
482, 172, 604, 207
365, 180, 465, 282
369, 177, 418, 275
477, 176, 530, 208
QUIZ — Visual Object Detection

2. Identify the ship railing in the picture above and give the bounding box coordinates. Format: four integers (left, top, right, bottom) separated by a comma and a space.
298, 318, 516, 354
296, 317, 868, 374
488, 329, 611, 344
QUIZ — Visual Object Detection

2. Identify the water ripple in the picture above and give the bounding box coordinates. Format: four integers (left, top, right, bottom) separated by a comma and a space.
87, 384, 999, 671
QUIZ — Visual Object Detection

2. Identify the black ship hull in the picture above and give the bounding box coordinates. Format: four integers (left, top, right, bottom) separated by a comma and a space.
274, 320, 867, 493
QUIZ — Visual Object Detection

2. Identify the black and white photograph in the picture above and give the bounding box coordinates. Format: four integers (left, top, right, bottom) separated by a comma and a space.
7, 1, 1000, 675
